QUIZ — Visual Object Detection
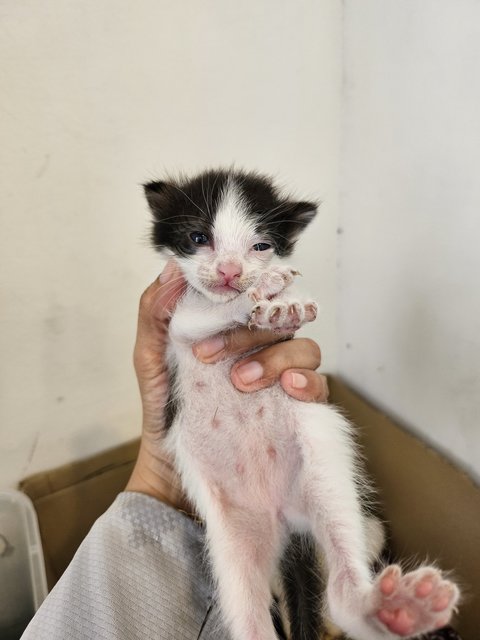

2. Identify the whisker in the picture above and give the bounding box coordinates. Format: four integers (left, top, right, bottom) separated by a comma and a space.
209, 171, 221, 207
259, 201, 292, 217
152, 213, 207, 224
206, 173, 214, 214
157, 274, 185, 287
263, 218, 307, 225
249, 201, 293, 219
150, 276, 187, 302
169, 183, 208, 217
201, 175, 210, 218
155, 281, 189, 311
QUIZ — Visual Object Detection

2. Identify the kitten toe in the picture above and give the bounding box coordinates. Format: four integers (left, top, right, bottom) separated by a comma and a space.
368, 565, 459, 637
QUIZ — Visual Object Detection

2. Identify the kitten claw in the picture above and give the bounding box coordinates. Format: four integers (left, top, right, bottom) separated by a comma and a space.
248, 299, 317, 333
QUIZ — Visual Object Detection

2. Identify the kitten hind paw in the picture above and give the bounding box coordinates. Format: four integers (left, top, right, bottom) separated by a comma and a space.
370, 565, 459, 637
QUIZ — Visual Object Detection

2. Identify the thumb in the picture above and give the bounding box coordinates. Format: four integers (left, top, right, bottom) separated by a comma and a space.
156, 259, 186, 316
135, 260, 186, 359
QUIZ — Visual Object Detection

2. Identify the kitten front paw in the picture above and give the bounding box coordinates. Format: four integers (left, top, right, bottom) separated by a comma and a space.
370, 565, 459, 637
247, 266, 300, 302
249, 300, 318, 334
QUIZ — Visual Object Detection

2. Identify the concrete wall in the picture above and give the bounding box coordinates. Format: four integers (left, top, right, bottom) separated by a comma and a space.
339, 0, 480, 479
0, 1, 342, 488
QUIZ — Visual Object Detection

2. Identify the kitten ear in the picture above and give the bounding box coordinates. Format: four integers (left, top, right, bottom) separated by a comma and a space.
143, 181, 172, 215
288, 200, 318, 230
272, 200, 318, 256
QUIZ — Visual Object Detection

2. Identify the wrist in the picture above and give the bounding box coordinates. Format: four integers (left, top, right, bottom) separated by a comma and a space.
125, 439, 193, 514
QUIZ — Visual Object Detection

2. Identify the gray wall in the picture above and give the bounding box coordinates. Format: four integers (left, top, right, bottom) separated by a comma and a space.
339, 0, 480, 478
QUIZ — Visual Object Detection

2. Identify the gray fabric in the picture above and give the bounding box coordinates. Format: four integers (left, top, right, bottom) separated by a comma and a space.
21, 492, 230, 640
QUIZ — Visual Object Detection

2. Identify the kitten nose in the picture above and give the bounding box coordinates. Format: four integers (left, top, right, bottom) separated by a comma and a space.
217, 262, 242, 283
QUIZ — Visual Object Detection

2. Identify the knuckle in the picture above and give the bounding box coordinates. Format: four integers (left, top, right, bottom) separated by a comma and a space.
315, 374, 329, 402
302, 338, 321, 365
322, 378, 330, 401
139, 288, 153, 310
139, 281, 160, 312
224, 328, 248, 354
253, 327, 279, 347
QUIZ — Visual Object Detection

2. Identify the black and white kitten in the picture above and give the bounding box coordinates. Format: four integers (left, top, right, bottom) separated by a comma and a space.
144, 169, 459, 640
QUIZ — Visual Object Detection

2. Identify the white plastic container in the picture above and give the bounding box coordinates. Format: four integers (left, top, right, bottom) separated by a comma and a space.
0, 490, 48, 639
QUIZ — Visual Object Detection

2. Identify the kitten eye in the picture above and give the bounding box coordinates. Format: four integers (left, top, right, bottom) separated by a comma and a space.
190, 232, 210, 245
252, 243, 272, 251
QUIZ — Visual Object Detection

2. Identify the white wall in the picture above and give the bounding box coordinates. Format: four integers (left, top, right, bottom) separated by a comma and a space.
339, 0, 480, 479
0, 1, 342, 488
6, 0, 476, 492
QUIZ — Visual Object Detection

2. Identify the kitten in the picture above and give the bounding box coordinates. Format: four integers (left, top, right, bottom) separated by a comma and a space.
144, 169, 459, 640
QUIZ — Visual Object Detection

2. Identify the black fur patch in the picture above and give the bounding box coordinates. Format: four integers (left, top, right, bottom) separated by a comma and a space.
281, 533, 324, 640
271, 598, 288, 640
164, 361, 179, 431
144, 171, 227, 257
144, 169, 317, 257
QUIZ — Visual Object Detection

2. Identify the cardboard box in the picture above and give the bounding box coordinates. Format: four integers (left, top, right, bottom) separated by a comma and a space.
20, 377, 480, 639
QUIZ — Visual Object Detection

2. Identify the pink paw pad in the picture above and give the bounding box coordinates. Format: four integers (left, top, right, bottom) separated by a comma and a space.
372, 565, 459, 637
247, 266, 299, 302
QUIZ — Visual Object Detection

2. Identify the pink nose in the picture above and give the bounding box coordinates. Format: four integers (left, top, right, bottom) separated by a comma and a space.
217, 262, 242, 283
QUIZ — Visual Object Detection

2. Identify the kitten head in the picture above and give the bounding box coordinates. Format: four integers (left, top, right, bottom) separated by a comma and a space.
144, 169, 317, 302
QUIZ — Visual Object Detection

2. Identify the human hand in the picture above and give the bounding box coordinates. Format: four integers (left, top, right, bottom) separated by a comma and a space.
126, 259, 329, 510
193, 328, 328, 403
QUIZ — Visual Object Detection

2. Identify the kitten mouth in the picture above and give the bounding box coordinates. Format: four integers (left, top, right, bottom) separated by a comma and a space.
209, 283, 242, 294
202, 280, 244, 296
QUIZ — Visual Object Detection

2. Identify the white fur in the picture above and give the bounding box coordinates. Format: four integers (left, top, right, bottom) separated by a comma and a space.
177, 183, 275, 305
164, 185, 459, 640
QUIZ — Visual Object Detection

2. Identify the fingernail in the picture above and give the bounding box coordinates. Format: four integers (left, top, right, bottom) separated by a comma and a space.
319, 374, 330, 400
159, 260, 176, 284
290, 372, 308, 389
194, 335, 225, 360
236, 361, 263, 385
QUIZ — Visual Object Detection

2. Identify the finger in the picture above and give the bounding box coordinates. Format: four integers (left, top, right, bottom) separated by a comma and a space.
138, 260, 186, 326
280, 370, 329, 403
230, 338, 321, 393
156, 259, 187, 315
135, 261, 186, 365
193, 325, 290, 363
